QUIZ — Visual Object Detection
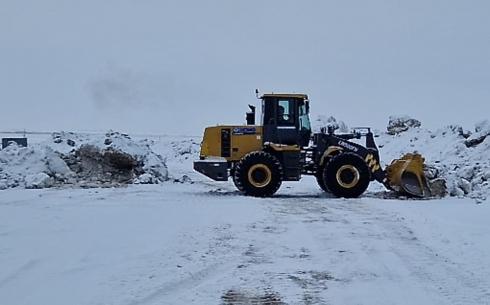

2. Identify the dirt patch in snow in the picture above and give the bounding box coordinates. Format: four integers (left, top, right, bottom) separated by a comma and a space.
62, 145, 140, 186
221, 289, 285, 305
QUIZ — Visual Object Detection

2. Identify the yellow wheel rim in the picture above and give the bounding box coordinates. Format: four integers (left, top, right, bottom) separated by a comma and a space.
336, 165, 360, 189
248, 164, 272, 188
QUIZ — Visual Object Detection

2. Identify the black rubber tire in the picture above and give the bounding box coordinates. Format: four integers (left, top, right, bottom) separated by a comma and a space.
233, 151, 283, 197
323, 153, 370, 198
230, 166, 240, 190
315, 165, 330, 192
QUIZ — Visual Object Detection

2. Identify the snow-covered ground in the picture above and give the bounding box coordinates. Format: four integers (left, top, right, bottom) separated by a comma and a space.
1, 179, 489, 305
1, 123, 489, 305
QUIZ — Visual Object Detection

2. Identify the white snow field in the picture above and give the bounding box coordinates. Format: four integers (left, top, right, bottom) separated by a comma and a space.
1, 179, 489, 305
1, 123, 490, 305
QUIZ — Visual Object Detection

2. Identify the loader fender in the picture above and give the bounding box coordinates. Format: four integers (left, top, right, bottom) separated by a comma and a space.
319, 146, 343, 166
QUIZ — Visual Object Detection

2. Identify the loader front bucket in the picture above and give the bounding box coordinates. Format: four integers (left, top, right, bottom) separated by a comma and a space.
385, 153, 431, 198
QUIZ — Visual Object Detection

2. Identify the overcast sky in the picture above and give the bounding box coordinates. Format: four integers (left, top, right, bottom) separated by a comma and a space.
1, 0, 489, 135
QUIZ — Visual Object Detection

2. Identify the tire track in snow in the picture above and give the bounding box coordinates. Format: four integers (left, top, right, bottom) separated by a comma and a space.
0, 259, 40, 289
229, 196, 338, 304
335, 199, 490, 305
264, 196, 490, 305
117, 201, 265, 305
376, 209, 490, 305
126, 260, 238, 305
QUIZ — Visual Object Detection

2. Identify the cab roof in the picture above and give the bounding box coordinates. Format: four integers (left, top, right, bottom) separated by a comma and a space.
260, 93, 308, 100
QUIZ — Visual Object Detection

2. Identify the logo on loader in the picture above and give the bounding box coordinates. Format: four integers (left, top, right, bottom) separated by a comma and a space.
338, 140, 358, 152
233, 127, 257, 135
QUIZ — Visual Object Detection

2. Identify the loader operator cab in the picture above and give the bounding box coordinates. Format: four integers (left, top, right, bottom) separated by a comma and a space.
261, 94, 311, 147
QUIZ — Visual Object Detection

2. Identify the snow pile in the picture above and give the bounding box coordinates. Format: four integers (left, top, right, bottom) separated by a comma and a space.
153, 137, 201, 183
1, 119, 488, 200
465, 120, 490, 147
0, 144, 72, 189
377, 119, 490, 201
162, 138, 201, 163
312, 115, 349, 133
387, 115, 421, 135
307, 115, 488, 200
0, 131, 168, 189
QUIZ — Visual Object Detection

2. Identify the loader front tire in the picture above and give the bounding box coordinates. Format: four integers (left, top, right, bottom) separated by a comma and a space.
233, 151, 283, 197
324, 153, 370, 198
315, 165, 330, 192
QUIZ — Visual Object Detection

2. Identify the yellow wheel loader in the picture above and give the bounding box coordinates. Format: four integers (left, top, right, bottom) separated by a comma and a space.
194, 93, 431, 198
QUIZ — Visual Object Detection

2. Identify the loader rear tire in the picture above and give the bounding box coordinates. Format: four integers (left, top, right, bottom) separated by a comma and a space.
324, 153, 370, 198
233, 151, 283, 197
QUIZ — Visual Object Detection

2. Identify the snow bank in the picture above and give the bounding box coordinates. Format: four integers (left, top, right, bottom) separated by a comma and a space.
312, 115, 349, 133
147, 136, 201, 183
465, 120, 490, 147
1, 118, 488, 200
305, 115, 489, 200
0, 144, 71, 189
377, 120, 489, 201
386, 115, 422, 135
162, 138, 201, 163
0, 131, 168, 190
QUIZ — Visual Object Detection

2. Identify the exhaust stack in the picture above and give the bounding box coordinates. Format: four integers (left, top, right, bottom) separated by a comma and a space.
246, 105, 256, 125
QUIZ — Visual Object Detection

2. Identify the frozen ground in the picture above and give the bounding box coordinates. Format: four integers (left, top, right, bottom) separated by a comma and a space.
1, 177, 490, 305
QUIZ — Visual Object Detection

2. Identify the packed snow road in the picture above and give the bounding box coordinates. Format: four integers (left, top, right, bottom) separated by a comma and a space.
0, 178, 489, 305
